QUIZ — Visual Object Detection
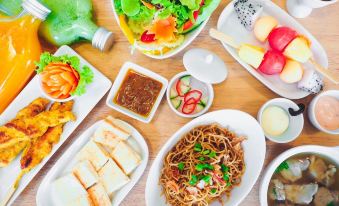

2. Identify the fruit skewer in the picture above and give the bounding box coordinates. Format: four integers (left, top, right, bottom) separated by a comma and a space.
209, 28, 338, 85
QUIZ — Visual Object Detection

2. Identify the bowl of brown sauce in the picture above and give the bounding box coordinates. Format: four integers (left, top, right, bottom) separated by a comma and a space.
106, 62, 168, 123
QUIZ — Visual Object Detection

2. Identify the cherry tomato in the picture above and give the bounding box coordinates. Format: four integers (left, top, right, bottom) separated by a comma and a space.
140, 30, 155, 43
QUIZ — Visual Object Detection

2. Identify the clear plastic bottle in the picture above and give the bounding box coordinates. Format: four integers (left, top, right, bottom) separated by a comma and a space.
0, 0, 50, 113
39, 0, 114, 51
0, 0, 114, 51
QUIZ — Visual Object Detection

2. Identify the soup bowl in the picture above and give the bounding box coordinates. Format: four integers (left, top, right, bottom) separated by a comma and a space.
259, 145, 339, 206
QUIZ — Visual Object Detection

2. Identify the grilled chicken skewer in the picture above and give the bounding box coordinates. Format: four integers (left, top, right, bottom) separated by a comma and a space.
0, 100, 75, 206
0, 104, 75, 150
0, 98, 50, 167
20, 101, 74, 172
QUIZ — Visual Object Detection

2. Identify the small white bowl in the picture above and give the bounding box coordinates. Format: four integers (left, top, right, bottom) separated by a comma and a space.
166, 71, 214, 118
259, 145, 339, 206
106, 62, 168, 123
38, 75, 76, 102
257, 98, 304, 143
308, 90, 339, 135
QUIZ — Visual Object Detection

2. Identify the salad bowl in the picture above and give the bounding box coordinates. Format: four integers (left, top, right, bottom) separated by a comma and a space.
111, 0, 219, 59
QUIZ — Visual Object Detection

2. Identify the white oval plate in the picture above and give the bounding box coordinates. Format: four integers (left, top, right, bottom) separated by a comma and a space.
145, 109, 266, 206
110, 0, 209, 59
217, 0, 328, 99
0, 45, 112, 206
36, 120, 149, 206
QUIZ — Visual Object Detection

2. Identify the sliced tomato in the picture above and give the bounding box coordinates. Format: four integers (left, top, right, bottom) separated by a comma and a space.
141, 30, 156, 43
184, 90, 202, 103
183, 0, 204, 31
175, 79, 190, 97
182, 98, 197, 114
183, 10, 199, 31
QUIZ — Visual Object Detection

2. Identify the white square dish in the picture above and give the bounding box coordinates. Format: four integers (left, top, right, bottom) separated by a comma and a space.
106, 62, 168, 123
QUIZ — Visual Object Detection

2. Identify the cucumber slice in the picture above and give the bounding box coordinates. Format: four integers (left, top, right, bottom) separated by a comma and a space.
180, 75, 191, 86
180, 84, 191, 95
171, 98, 182, 109
196, 103, 205, 112
199, 97, 208, 107
170, 88, 178, 99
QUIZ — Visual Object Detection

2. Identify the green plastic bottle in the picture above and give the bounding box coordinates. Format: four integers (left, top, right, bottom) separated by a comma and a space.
0, 0, 22, 16
0, 0, 114, 51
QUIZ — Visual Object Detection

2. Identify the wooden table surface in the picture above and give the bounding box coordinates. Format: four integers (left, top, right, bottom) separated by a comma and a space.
14, 0, 339, 205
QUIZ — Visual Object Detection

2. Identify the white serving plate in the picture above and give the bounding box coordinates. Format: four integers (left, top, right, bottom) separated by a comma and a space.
36, 119, 149, 206
217, 0, 328, 99
106, 61, 168, 123
145, 109, 266, 206
110, 0, 209, 59
0, 45, 112, 205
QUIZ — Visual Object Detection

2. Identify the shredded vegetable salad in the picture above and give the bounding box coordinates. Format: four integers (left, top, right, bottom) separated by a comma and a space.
114, 0, 221, 55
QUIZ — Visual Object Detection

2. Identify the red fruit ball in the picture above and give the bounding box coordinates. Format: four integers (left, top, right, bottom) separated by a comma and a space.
258, 50, 286, 75
268, 27, 298, 52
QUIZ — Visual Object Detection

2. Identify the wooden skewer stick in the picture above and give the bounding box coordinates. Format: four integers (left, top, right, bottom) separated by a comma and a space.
209, 28, 339, 85
0, 171, 25, 206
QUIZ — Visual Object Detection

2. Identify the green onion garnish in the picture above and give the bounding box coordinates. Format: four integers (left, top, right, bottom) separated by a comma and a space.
178, 162, 184, 171
194, 143, 202, 152
195, 163, 214, 171
275, 161, 289, 173
202, 175, 211, 183
210, 188, 217, 194
189, 175, 198, 185
221, 164, 229, 173
223, 173, 229, 181
208, 151, 217, 158
198, 157, 205, 161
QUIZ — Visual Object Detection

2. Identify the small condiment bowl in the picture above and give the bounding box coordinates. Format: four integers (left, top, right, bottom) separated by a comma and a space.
308, 90, 339, 135
257, 98, 304, 143
106, 62, 168, 123
166, 71, 214, 118
38, 75, 75, 102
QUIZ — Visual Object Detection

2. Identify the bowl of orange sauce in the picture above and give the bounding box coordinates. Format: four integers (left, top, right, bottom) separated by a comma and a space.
308, 90, 339, 135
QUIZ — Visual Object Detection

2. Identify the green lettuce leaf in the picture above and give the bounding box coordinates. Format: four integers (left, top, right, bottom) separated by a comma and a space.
128, 6, 155, 34
35, 52, 94, 96
114, 0, 124, 15
179, 0, 200, 10
71, 65, 94, 96
195, 0, 221, 25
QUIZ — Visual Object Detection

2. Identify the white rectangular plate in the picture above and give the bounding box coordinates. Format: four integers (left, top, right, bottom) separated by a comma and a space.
36, 119, 149, 206
217, 0, 328, 99
0, 45, 112, 205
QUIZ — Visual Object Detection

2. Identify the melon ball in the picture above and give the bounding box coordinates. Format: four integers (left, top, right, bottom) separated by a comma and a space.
254, 16, 278, 42
280, 60, 304, 83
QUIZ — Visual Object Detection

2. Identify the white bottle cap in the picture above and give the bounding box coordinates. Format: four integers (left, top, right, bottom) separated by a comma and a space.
22, 0, 51, 20
92, 27, 114, 52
